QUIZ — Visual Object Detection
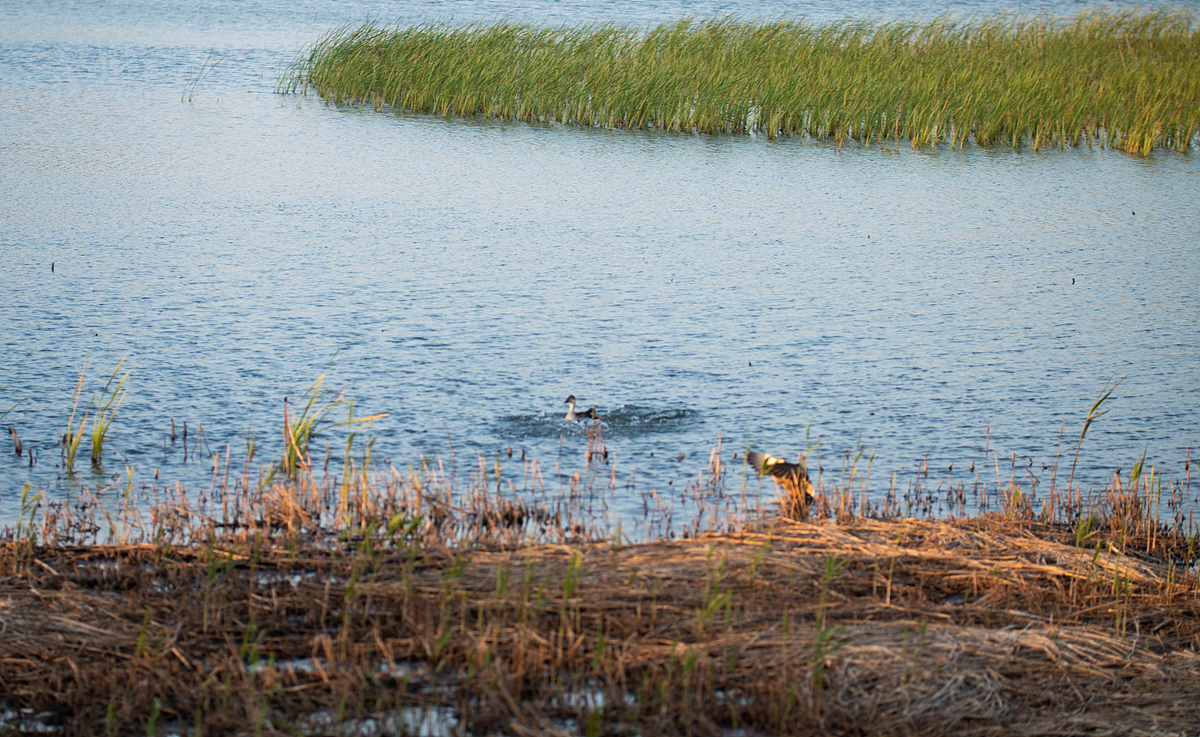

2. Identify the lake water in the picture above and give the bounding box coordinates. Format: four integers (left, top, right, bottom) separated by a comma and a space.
2, 0, 1198, 526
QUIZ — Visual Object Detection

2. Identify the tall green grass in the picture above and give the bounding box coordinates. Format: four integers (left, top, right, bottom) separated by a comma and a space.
281, 9, 1200, 153
90, 356, 130, 469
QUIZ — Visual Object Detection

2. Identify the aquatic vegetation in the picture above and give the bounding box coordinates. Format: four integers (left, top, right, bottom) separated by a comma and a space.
55, 358, 132, 473
181, 50, 225, 103
2, 386, 27, 458
1068, 376, 1123, 496
282, 8, 1200, 153
61, 362, 89, 476
0, 386, 26, 426
264, 372, 388, 484
88, 356, 130, 469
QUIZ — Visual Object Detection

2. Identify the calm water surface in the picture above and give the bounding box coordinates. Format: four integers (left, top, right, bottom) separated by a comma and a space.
2, 0, 1198, 525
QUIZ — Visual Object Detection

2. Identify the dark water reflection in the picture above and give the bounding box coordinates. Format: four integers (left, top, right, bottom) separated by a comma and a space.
1, 0, 1198, 524
499, 406, 700, 440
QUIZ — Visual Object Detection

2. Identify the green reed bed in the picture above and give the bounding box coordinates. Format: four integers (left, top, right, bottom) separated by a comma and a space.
280, 9, 1200, 154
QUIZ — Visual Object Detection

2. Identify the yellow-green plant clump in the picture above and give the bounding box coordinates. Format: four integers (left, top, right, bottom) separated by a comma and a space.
281, 9, 1200, 154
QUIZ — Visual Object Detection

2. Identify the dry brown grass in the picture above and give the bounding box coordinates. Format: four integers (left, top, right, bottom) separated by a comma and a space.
3, 419, 1198, 735
2, 503, 1198, 735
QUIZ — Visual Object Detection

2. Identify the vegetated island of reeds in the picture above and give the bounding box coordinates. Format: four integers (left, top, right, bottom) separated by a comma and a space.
280, 8, 1200, 154
3, 418, 1199, 734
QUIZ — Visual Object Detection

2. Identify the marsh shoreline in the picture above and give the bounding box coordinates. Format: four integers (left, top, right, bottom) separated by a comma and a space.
3, 487, 1198, 735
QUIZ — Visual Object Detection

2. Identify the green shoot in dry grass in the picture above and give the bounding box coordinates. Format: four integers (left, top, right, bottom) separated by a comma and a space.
811, 554, 852, 699
15, 483, 43, 546
1068, 377, 1124, 495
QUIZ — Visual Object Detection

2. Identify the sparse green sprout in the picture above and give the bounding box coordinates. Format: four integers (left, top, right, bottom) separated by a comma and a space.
182, 50, 225, 102
91, 356, 131, 468
262, 371, 388, 486
563, 550, 583, 599
1076, 514, 1101, 547
1068, 377, 1124, 493
1, 385, 27, 425
16, 483, 44, 545
387, 512, 423, 550
63, 361, 90, 475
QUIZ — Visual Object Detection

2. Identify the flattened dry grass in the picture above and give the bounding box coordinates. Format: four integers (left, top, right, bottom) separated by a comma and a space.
3, 482, 1199, 735
281, 9, 1200, 154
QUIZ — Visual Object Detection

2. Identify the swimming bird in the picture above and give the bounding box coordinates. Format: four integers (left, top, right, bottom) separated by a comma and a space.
746, 450, 814, 521
563, 395, 598, 421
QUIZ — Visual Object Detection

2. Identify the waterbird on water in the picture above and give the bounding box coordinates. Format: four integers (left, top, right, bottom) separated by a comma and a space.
562, 395, 598, 421
746, 450, 814, 520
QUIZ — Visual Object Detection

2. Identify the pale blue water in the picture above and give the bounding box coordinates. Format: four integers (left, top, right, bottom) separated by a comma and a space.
2, 0, 1198, 526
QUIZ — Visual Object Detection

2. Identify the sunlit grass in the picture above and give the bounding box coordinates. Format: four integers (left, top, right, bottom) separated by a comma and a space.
89, 356, 130, 469
281, 8, 1200, 154
262, 372, 389, 486
62, 362, 89, 476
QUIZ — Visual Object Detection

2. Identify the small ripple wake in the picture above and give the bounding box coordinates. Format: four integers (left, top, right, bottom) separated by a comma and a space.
495, 405, 699, 439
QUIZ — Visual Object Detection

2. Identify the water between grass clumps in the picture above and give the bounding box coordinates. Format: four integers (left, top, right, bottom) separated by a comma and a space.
1, 0, 1199, 527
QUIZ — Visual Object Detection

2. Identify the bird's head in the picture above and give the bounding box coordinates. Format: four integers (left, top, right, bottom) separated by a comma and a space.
760, 454, 785, 472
